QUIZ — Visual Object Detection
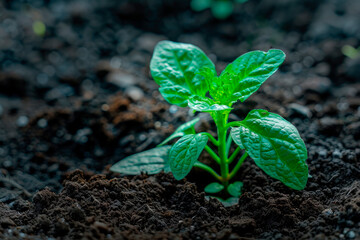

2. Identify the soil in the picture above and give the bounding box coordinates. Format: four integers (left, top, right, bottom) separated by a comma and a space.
0, 0, 360, 239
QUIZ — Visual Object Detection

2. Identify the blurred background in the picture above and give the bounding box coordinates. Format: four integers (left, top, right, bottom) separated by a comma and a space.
0, 0, 360, 197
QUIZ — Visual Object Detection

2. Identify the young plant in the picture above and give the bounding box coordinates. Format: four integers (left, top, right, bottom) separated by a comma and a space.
342, 45, 360, 59
191, 0, 248, 19
111, 41, 308, 205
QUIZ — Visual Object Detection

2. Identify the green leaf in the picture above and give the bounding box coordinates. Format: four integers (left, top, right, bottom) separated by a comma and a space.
169, 134, 208, 180
206, 196, 239, 207
221, 197, 239, 207
204, 182, 224, 194
188, 96, 232, 112
211, 0, 234, 19
211, 49, 285, 105
110, 146, 172, 175
158, 118, 200, 147
230, 109, 308, 190
150, 41, 216, 107
227, 181, 243, 197
230, 128, 244, 149
191, 0, 211, 11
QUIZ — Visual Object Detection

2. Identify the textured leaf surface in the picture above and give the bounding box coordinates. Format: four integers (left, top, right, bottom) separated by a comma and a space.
230, 128, 244, 149
230, 109, 308, 190
211, 49, 285, 105
188, 96, 232, 112
158, 118, 199, 147
150, 41, 215, 107
110, 146, 171, 175
169, 134, 208, 180
227, 181, 243, 197
204, 182, 224, 194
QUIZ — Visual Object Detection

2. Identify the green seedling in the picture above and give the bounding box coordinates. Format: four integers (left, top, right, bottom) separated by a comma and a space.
111, 41, 308, 205
191, 0, 248, 19
342, 45, 360, 59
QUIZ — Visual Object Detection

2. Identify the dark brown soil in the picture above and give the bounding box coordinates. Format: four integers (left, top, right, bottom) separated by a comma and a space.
1, 0, 360, 239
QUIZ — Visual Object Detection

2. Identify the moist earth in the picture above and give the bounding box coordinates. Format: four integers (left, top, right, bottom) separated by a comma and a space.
0, 0, 360, 239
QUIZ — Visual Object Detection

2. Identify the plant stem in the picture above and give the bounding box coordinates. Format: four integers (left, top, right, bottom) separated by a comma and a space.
226, 121, 243, 129
228, 147, 241, 164
215, 111, 230, 186
229, 152, 248, 180
194, 162, 222, 181
201, 132, 219, 146
225, 133, 232, 156
204, 145, 220, 164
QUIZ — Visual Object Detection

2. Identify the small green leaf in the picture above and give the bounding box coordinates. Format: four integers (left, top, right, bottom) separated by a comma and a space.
204, 182, 224, 194
188, 96, 232, 112
158, 118, 200, 147
169, 134, 208, 180
221, 197, 239, 207
230, 109, 308, 190
230, 128, 244, 149
110, 146, 172, 175
206, 196, 239, 207
212, 49, 285, 105
342, 45, 360, 59
191, 0, 211, 11
227, 181, 243, 197
150, 41, 216, 107
33, 21, 46, 36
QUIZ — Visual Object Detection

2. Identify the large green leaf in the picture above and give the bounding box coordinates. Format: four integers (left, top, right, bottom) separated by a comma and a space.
230, 127, 244, 149
110, 146, 172, 175
158, 118, 200, 147
211, 49, 285, 105
230, 109, 308, 190
188, 96, 232, 112
150, 41, 216, 107
169, 134, 208, 180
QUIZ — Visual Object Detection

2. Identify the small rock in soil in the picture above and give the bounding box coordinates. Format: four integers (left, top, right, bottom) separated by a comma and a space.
318, 117, 344, 136
332, 149, 342, 158
16, 116, 29, 127
106, 70, 137, 88
45, 85, 75, 102
288, 103, 312, 118
74, 128, 93, 144
322, 208, 333, 216
301, 77, 332, 95
126, 87, 144, 101
347, 230, 356, 239
346, 122, 360, 139
136, 33, 166, 52
319, 149, 328, 158
37, 118, 48, 128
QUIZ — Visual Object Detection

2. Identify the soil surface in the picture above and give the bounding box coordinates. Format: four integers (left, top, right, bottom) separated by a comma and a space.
0, 0, 360, 239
